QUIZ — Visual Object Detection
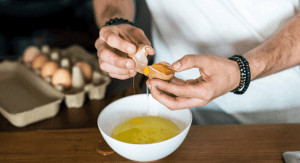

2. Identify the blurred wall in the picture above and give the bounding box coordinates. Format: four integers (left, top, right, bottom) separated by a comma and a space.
0, 0, 97, 58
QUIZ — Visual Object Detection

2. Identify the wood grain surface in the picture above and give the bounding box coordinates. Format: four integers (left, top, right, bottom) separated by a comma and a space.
1, 124, 300, 162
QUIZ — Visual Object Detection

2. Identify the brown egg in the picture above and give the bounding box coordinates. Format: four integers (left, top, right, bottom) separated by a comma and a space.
23, 46, 41, 63
128, 44, 150, 74
41, 61, 59, 78
75, 62, 92, 82
51, 68, 72, 89
144, 62, 175, 81
32, 55, 48, 70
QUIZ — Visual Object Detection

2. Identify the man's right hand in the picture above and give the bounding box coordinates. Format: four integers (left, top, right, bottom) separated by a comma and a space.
95, 24, 155, 80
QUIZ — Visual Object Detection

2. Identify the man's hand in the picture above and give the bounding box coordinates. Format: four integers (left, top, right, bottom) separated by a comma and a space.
147, 54, 241, 110
95, 24, 155, 80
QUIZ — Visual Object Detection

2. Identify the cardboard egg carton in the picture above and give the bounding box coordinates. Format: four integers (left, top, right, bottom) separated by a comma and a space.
22, 45, 111, 109
0, 61, 64, 127
0, 45, 110, 127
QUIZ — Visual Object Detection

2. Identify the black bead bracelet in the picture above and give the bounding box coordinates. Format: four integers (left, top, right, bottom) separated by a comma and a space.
228, 55, 251, 94
104, 18, 134, 27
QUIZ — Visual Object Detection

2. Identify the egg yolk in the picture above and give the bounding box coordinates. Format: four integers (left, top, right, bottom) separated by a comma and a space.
111, 116, 181, 144
144, 66, 149, 76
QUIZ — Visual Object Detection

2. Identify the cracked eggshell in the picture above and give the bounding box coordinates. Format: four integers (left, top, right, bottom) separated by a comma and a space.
128, 44, 150, 74
145, 62, 175, 81
51, 68, 72, 89
32, 55, 48, 70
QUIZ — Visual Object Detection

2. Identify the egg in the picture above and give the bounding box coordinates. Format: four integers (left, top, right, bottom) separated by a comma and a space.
128, 44, 150, 74
32, 55, 48, 70
23, 46, 41, 63
75, 62, 92, 82
41, 61, 59, 78
144, 62, 175, 81
51, 68, 72, 89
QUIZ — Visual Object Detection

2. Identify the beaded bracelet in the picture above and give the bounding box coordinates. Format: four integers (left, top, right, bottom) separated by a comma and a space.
104, 18, 134, 27
228, 55, 251, 94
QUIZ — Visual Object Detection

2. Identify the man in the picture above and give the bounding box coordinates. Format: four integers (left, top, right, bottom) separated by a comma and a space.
94, 0, 300, 124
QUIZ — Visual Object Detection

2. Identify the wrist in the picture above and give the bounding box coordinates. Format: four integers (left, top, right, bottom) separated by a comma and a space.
243, 51, 266, 80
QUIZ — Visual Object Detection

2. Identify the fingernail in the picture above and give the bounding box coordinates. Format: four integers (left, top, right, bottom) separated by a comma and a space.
126, 62, 132, 69
172, 62, 181, 71
129, 69, 135, 73
128, 46, 135, 54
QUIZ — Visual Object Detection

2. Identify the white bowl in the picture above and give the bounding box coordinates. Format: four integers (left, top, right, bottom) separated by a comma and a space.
97, 94, 192, 162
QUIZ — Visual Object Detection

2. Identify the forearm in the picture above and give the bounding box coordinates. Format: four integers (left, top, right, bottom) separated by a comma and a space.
93, 0, 135, 28
244, 12, 300, 80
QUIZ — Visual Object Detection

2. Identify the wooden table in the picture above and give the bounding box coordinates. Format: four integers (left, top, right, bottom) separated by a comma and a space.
1, 124, 300, 162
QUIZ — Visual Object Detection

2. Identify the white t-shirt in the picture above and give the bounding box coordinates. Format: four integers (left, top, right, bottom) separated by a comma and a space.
146, 0, 300, 124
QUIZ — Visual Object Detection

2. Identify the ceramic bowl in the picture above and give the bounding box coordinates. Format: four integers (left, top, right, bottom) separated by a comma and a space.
97, 94, 192, 162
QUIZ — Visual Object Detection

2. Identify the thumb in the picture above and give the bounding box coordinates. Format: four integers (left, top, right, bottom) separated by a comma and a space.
172, 54, 206, 72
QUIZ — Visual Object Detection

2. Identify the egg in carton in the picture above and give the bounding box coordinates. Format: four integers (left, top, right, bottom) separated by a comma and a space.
41, 49, 86, 109
50, 45, 110, 106
50, 56, 86, 109
21, 45, 111, 109
63, 65, 86, 109
61, 45, 111, 100
22, 46, 41, 66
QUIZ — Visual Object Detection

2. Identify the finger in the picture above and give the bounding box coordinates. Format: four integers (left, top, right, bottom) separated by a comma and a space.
150, 84, 207, 110
128, 29, 155, 55
186, 79, 198, 85
108, 72, 136, 80
130, 28, 151, 45
95, 38, 105, 51
145, 46, 155, 56
172, 54, 210, 72
149, 79, 212, 100
149, 79, 197, 97
99, 62, 136, 75
98, 48, 135, 70
100, 28, 136, 54
170, 77, 186, 85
